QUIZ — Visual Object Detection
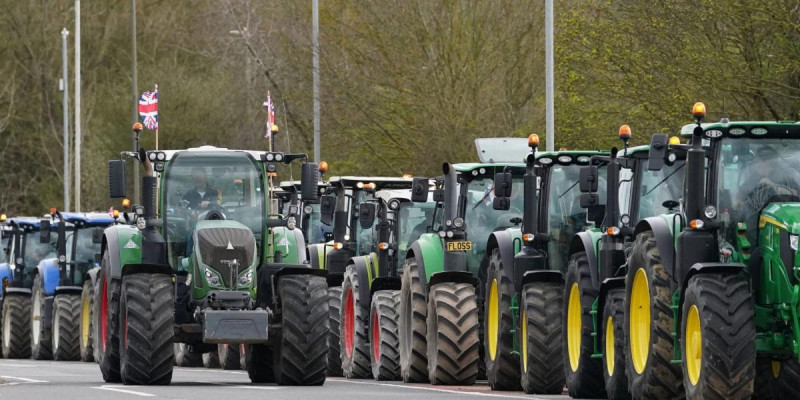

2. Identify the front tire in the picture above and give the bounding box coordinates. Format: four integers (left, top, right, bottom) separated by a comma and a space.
483, 249, 520, 390
246, 343, 275, 383
327, 286, 343, 377
119, 273, 174, 385
399, 258, 428, 383
274, 274, 329, 386
681, 273, 755, 400
603, 287, 631, 400
773, 358, 800, 399
31, 275, 53, 360
98, 263, 122, 382
563, 252, 604, 398
52, 293, 81, 361
1, 293, 32, 359
203, 350, 220, 368
624, 231, 683, 399
174, 343, 203, 367
370, 290, 400, 380
520, 281, 565, 394
341, 266, 371, 378
80, 279, 95, 362
218, 344, 241, 370
426, 282, 479, 385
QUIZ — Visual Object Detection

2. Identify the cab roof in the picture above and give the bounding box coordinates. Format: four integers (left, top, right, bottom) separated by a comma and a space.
453, 163, 525, 173
58, 212, 115, 226
534, 150, 608, 167
327, 176, 414, 190
680, 121, 800, 139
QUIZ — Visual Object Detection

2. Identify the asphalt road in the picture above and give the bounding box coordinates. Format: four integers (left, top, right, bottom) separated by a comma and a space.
0, 359, 573, 400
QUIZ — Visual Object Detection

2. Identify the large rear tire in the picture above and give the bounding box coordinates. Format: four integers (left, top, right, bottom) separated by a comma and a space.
80, 279, 95, 362
119, 273, 174, 385
1, 293, 32, 359
602, 287, 631, 400
274, 274, 329, 386
369, 290, 400, 380
218, 344, 241, 370
246, 343, 275, 383
31, 275, 53, 360
563, 251, 605, 398
174, 343, 203, 367
624, 231, 683, 399
399, 258, 428, 382
426, 282, 479, 385
773, 358, 800, 399
520, 281, 565, 394
327, 286, 343, 377
98, 262, 122, 382
484, 249, 520, 390
341, 266, 371, 378
681, 273, 755, 400
52, 293, 81, 361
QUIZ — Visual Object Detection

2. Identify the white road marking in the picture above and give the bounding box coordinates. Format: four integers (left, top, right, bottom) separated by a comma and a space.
0, 363, 36, 368
0, 376, 49, 383
93, 386, 157, 397
192, 381, 279, 390
327, 379, 537, 399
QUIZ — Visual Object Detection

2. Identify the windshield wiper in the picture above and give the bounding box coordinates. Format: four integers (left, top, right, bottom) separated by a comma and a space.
644, 163, 685, 197
558, 180, 580, 199
472, 185, 495, 210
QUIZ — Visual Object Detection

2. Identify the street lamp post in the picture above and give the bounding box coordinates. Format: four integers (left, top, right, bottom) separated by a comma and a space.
61, 28, 71, 212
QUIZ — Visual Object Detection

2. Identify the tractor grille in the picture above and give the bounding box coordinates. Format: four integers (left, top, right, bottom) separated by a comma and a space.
197, 228, 255, 288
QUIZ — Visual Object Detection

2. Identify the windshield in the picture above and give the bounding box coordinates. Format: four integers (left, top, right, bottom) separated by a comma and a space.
305, 204, 330, 243
24, 231, 56, 268
638, 159, 685, 219
396, 202, 436, 270
67, 229, 101, 266
356, 203, 380, 255
163, 152, 264, 266
717, 138, 800, 244
547, 164, 607, 272
0, 235, 8, 263
464, 174, 524, 273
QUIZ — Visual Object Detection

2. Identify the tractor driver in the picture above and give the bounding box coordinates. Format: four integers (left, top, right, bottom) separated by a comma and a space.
183, 167, 221, 209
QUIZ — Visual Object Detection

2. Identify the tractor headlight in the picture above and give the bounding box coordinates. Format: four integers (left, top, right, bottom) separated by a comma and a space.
136, 217, 147, 230
438, 231, 446, 238
453, 218, 464, 228
204, 268, 222, 287
287, 216, 297, 230
344, 234, 351, 241
790, 234, 798, 252
446, 230, 454, 238
704, 205, 717, 219
304, 205, 313, 215
238, 270, 254, 287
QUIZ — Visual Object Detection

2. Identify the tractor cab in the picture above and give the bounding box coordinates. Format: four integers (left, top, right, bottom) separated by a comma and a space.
279, 178, 330, 244
0, 217, 53, 290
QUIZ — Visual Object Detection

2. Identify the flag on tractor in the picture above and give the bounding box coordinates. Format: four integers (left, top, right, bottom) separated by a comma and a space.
263, 94, 275, 138
138, 89, 159, 130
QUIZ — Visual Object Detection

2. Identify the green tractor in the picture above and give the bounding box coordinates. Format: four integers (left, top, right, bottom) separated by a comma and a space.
484, 135, 607, 392
339, 185, 435, 380
96, 127, 327, 385
399, 137, 534, 385
625, 103, 800, 399
309, 176, 413, 376
563, 128, 685, 399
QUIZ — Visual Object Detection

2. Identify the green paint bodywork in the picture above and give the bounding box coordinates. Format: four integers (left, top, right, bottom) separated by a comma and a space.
115, 225, 143, 267
414, 232, 444, 282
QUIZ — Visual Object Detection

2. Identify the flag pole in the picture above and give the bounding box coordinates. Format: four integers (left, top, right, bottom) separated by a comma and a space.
266, 90, 272, 152
154, 83, 159, 150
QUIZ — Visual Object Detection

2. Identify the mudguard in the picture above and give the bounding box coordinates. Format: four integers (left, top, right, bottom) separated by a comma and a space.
569, 229, 602, 289
409, 233, 442, 284
681, 262, 746, 303
35, 258, 61, 295
521, 269, 564, 286
272, 226, 307, 264
428, 270, 477, 289
86, 266, 99, 286
268, 265, 327, 307
486, 228, 521, 277
370, 276, 401, 296
307, 242, 332, 269
101, 225, 142, 286
348, 257, 373, 313
634, 216, 680, 286
596, 276, 626, 346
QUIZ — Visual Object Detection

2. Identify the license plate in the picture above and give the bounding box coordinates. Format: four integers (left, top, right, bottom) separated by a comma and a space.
446, 241, 472, 252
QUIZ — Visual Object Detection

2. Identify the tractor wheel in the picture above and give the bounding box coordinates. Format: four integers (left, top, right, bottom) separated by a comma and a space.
92, 274, 102, 363
399, 258, 428, 383
119, 273, 174, 385
274, 274, 328, 386
203, 350, 220, 368
341, 266, 371, 378
681, 273, 755, 400
1, 293, 32, 359
563, 252, 605, 398
327, 286, 343, 377
369, 290, 400, 380
174, 343, 203, 367
246, 343, 275, 383
218, 344, 241, 370
484, 249, 521, 390
773, 358, 800, 399
239, 344, 247, 371
98, 262, 122, 382
52, 293, 81, 361
426, 282, 480, 385
80, 279, 95, 362
624, 231, 683, 399
31, 274, 53, 360
602, 287, 631, 400
752, 357, 776, 400
520, 281, 565, 394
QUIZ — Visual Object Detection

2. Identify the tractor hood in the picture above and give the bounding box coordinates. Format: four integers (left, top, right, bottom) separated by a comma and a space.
761, 203, 800, 234
193, 220, 257, 289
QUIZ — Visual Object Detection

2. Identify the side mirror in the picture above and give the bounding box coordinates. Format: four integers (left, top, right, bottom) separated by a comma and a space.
358, 203, 376, 229
300, 162, 320, 203
433, 188, 445, 203
493, 197, 510, 211
92, 227, 103, 244
580, 193, 599, 209
319, 195, 335, 226
579, 166, 598, 193
494, 172, 513, 198
108, 160, 127, 198
648, 134, 669, 171
411, 178, 429, 203
39, 220, 51, 243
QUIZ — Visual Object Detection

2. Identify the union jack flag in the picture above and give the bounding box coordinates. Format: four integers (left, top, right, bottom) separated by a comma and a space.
138, 89, 158, 130
263, 94, 275, 138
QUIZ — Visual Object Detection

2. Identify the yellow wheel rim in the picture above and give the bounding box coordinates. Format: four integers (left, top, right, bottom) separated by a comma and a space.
772, 361, 781, 378
567, 283, 582, 372
629, 268, 651, 375
685, 305, 702, 386
81, 295, 90, 346
488, 279, 499, 361
605, 316, 615, 376
521, 307, 528, 373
